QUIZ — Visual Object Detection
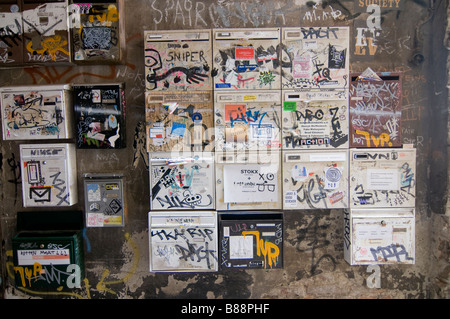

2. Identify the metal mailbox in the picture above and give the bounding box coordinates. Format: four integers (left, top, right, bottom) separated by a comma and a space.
144, 29, 213, 91
12, 211, 84, 289
214, 90, 282, 151
73, 83, 126, 149
149, 152, 215, 211
349, 72, 402, 148
281, 27, 350, 93
84, 173, 124, 227
68, 1, 124, 64
145, 91, 214, 153
219, 212, 283, 269
344, 208, 415, 265
22, 1, 70, 64
282, 150, 349, 210
215, 150, 281, 211
350, 147, 416, 208
148, 211, 218, 272
20, 143, 78, 207
0, 2, 23, 66
1, 84, 73, 140
281, 90, 349, 150
213, 28, 281, 91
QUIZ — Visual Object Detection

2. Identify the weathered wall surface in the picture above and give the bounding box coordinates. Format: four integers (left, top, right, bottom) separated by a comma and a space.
0, 0, 448, 299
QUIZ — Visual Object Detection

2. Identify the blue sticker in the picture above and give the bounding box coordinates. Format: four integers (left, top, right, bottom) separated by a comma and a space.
215, 83, 231, 89
171, 122, 186, 137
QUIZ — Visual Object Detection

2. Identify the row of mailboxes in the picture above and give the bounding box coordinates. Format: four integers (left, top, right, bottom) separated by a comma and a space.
144, 27, 350, 92
0, 1, 124, 66
149, 147, 416, 211
144, 83, 401, 152
0, 83, 126, 148
147, 209, 415, 272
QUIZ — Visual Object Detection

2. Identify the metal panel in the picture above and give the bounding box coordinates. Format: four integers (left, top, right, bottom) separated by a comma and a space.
19, 143, 78, 207
215, 150, 281, 211
281, 27, 350, 93
219, 212, 283, 269
281, 90, 349, 149
84, 173, 124, 227
145, 91, 214, 152
213, 28, 281, 91
149, 152, 215, 210
148, 211, 218, 272
350, 148, 416, 208
282, 149, 349, 210
1, 84, 73, 140
22, 1, 70, 64
144, 29, 212, 91
0, 2, 24, 66
349, 73, 402, 148
73, 83, 126, 149
344, 208, 415, 265
214, 90, 282, 151
69, 1, 124, 64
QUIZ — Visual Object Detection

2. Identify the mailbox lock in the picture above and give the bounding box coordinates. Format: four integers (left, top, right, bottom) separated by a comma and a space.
40, 244, 44, 248
380, 220, 386, 226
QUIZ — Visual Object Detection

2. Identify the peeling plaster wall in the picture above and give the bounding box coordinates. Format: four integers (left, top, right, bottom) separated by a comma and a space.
0, 0, 448, 299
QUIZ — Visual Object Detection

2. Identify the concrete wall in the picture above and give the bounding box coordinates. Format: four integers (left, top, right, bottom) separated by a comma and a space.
0, 0, 448, 299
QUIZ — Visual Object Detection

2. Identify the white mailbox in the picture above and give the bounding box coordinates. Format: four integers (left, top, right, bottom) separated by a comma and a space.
148, 211, 218, 272
20, 143, 78, 207
281, 27, 349, 93
282, 150, 349, 210
344, 208, 415, 265
350, 148, 416, 208
214, 90, 282, 151
144, 29, 213, 91
215, 150, 281, 211
213, 28, 281, 91
1, 85, 73, 140
145, 91, 214, 153
282, 90, 349, 150
149, 152, 215, 211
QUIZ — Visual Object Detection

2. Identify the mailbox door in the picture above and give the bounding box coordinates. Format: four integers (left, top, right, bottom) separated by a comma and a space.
214, 90, 282, 151
219, 212, 283, 269
144, 29, 212, 91
282, 150, 349, 210
148, 211, 218, 272
350, 148, 416, 208
0, 3, 23, 66
20, 143, 78, 207
149, 152, 215, 210
146, 91, 214, 152
282, 90, 349, 150
215, 151, 281, 211
213, 28, 281, 91
1, 85, 72, 140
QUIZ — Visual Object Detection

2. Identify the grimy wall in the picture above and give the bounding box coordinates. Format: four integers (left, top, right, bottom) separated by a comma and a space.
0, 0, 448, 299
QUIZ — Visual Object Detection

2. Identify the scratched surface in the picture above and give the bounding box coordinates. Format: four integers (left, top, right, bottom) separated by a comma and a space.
0, 0, 448, 300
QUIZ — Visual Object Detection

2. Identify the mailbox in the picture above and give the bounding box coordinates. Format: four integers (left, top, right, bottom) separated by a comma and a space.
22, 0, 70, 64
148, 211, 218, 272
20, 143, 78, 207
145, 91, 214, 152
350, 147, 416, 208
219, 212, 283, 269
144, 29, 213, 91
84, 173, 124, 227
12, 210, 85, 289
149, 152, 215, 211
214, 90, 282, 152
215, 150, 281, 211
282, 90, 349, 150
73, 83, 126, 149
1, 84, 73, 140
282, 149, 349, 210
213, 28, 281, 91
69, 0, 125, 64
344, 208, 415, 265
